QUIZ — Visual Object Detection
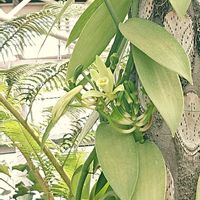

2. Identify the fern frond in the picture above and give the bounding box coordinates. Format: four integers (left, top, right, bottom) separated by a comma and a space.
0, 120, 69, 197
18, 62, 68, 118
60, 114, 95, 152
0, 4, 62, 60
0, 62, 68, 106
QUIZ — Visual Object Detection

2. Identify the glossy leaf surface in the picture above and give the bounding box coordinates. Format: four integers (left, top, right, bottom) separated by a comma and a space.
132, 141, 166, 200
67, 0, 103, 46
133, 47, 183, 134
96, 123, 138, 200
168, 0, 191, 16
119, 18, 192, 83
67, 0, 131, 79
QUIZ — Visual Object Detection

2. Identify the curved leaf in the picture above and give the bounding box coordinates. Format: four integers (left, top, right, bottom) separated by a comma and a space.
133, 47, 183, 134
67, 0, 103, 46
119, 18, 192, 83
71, 165, 91, 199
168, 0, 191, 16
132, 141, 166, 200
67, 0, 131, 80
96, 123, 138, 200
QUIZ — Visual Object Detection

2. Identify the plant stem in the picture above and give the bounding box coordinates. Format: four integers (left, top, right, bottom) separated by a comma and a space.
104, 0, 119, 27
131, 0, 140, 17
75, 148, 96, 200
0, 177, 15, 190
25, 156, 55, 200
105, 32, 123, 67
0, 94, 72, 193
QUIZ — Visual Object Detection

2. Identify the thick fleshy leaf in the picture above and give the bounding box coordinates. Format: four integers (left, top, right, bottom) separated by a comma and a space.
67, 0, 103, 46
133, 47, 183, 134
42, 85, 83, 144
196, 176, 200, 200
168, 0, 191, 16
132, 141, 166, 200
96, 123, 138, 200
119, 18, 192, 83
67, 0, 131, 80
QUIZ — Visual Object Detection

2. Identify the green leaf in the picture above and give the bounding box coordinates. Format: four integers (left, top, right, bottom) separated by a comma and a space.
96, 123, 139, 200
132, 141, 166, 200
196, 176, 200, 200
13, 182, 29, 198
12, 164, 28, 172
168, 0, 191, 16
42, 85, 83, 145
95, 173, 109, 200
71, 165, 91, 199
89, 183, 97, 200
101, 190, 119, 200
0, 164, 10, 177
119, 18, 192, 83
67, 0, 131, 80
95, 173, 107, 195
38, 0, 73, 55
133, 47, 184, 134
67, 0, 103, 46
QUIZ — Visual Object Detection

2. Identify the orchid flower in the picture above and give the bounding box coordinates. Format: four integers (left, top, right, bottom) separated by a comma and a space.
82, 56, 124, 104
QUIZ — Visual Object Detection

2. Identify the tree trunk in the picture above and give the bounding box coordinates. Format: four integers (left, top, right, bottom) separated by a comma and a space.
139, 0, 200, 199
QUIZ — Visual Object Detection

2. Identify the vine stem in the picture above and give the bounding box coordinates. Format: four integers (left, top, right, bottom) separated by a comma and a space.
104, 0, 119, 27
0, 94, 72, 193
75, 148, 96, 200
131, 0, 140, 18
25, 156, 55, 200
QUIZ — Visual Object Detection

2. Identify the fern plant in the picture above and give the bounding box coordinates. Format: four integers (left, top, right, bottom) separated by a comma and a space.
0, 104, 86, 199
0, 3, 65, 60
0, 62, 68, 115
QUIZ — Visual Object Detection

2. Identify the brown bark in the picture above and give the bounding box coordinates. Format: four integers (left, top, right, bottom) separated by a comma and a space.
140, 0, 200, 199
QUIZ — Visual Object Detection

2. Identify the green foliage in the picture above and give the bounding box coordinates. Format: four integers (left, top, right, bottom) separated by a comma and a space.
71, 165, 91, 199
0, 120, 63, 196
1, 62, 68, 101
0, 163, 10, 177
13, 182, 32, 199
67, 0, 132, 79
43, 85, 83, 144
119, 18, 192, 83
0, 0, 194, 199
0, 120, 41, 158
133, 47, 183, 134
60, 117, 95, 151
96, 124, 139, 200
168, 0, 191, 16
67, 0, 103, 46
132, 142, 166, 200
0, 5, 61, 60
